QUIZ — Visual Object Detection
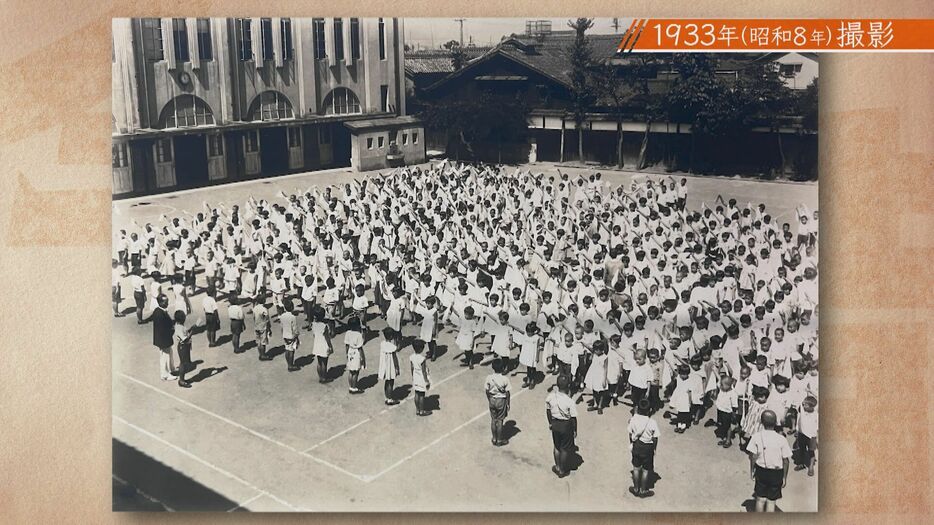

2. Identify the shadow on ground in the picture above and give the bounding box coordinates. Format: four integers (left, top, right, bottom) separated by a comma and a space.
113, 439, 246, 511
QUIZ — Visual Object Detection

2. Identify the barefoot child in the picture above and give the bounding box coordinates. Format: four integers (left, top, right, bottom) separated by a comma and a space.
410, 339, 432, 416
485, 358, 512, 446
628, 399, 660, 498
344, 317, 366, 394
379, 327, 401, 405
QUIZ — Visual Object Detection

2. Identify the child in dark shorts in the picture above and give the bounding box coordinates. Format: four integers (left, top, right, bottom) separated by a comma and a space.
628, 399, 660, 498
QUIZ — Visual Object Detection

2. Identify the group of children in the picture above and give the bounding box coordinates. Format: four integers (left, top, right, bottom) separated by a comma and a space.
113, 160, 819, 497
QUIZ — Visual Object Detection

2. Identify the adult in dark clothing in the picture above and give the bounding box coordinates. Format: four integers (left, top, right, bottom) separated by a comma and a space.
151, 295, 175, 381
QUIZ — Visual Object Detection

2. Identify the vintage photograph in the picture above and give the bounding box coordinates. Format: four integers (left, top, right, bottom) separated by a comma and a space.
111, 17, 819, 512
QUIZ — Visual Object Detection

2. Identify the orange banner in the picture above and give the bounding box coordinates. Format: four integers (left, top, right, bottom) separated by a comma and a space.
618, 19, 934, 52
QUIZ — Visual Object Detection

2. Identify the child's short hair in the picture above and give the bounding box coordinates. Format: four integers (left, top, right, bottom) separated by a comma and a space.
772, 375, 790, 387
647, 348, 660, 360
464, 305, 475, 317
491, 358, 505, 374
556, 373, 572, 391
174, 310, 186, 324
636, 399, 652, 416
677, 364, 690, 376
525, 322, 538, 334
803, 395, 818, 407
752, 385, 770, 399
412, 339, 426, 353
382, 327, 395, 339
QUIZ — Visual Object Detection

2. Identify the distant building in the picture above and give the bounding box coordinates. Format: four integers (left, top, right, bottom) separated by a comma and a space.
112, 17, 424, 197
419, 25, 817, 176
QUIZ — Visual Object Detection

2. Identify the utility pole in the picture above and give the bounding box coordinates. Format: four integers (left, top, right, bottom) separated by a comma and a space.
454, 18, 466, 46
612, 18, 620, 32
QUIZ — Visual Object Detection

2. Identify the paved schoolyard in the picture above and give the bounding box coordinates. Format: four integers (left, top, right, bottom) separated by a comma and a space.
112, 162, 818, 512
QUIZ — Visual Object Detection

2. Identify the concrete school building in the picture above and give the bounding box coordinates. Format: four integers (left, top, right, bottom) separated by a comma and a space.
112, 18, 425, 198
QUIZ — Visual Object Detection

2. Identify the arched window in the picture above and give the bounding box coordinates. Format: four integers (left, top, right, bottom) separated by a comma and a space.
158, 95, 215, 129
322, 87, 361, 116
248, 91, 295, 121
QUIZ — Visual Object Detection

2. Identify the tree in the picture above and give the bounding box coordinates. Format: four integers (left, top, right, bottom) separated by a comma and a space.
441, 40, 459, 50
592, 54, 657, 168
797, 77, 818, 132
664, 53, 730, 172
418, 93, 530, 163
736, 61, 794, 175
567, 18, 595, 163
450, 45, 467, 71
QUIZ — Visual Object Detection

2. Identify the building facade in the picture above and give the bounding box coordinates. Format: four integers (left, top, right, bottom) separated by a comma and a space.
112, 17, 421, 197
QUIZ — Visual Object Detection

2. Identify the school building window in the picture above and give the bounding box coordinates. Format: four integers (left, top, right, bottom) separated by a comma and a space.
378, 135, 384, 148
112, 143, 129, 168
208, 134, 224, 156
197, 19, 213, 61
250, 91, 295, 121
280, 18, 293, 60
155, 139, 173, 162
287, 127, 302, 148
142, 19, 164, 61
322, 87, 361, 115
378, 18, 386, 60
350, 18, 361, 60
412, 131, 418, 144
160, 95, 215, 129
312, 18, 326, 59
172, 18, 189, 62
333, 18, 344, 61
367, 137, 374, 150
380, 85, 389, 112
260, 18, 274, 60
402, 133, 408, 145
244, 131, 259, 153
237, 18, 252, 60
318, 126, 332, 145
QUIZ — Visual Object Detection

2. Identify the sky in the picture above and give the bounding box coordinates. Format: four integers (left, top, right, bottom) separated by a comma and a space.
402, 18, 633, 50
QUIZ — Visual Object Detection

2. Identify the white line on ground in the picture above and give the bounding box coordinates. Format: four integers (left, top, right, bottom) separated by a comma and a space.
363, 387, 531, 483
113, 473, 176, 511
227, 491, 265, 512
302, 364, 472, 452
114, 415, 304, 511
303, 417, 372, 453
118, 372, 368, 482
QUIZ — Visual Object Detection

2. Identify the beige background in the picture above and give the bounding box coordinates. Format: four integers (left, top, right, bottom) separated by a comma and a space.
0, 1, 932, 521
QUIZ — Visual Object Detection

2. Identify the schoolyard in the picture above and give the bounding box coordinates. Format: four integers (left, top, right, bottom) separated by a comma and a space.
112, 162, 818, 512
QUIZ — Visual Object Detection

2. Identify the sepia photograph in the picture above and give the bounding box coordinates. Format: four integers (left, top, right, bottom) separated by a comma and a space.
111, 17, 819, 512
